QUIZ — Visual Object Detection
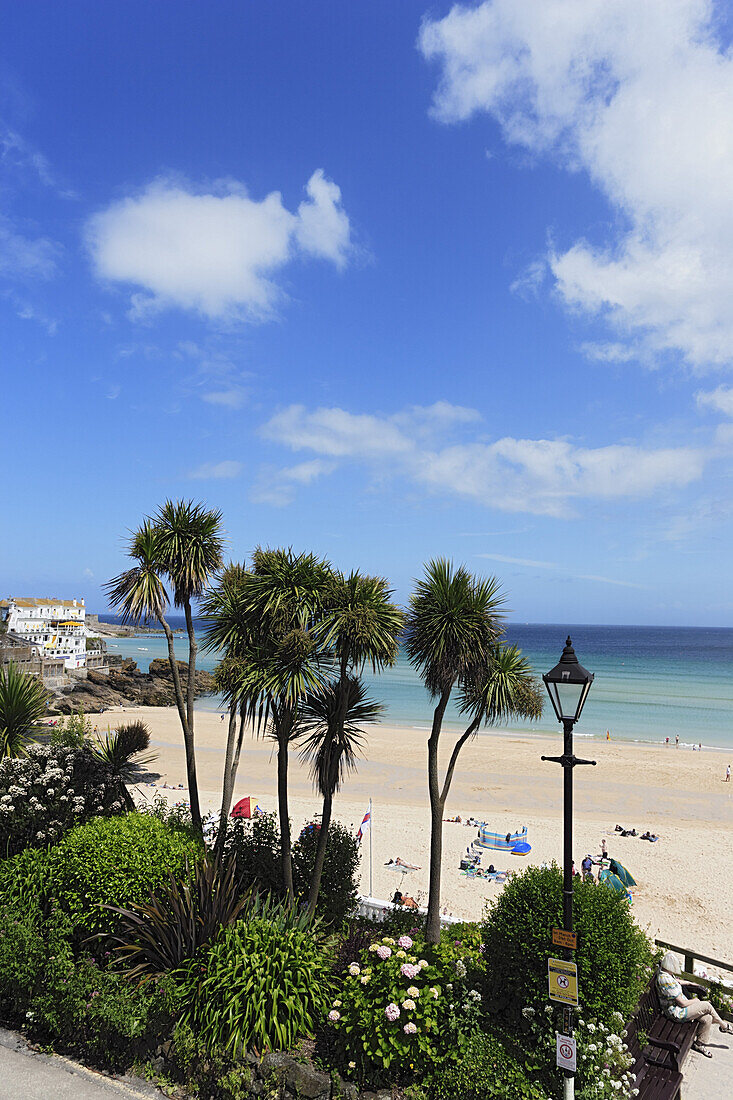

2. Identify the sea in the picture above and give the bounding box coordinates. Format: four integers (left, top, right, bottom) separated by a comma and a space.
97, 619, 733, 752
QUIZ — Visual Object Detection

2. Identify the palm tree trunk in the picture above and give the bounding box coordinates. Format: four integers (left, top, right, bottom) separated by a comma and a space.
306, 787, 333, 918
274, 708, 294, 900
182, 599, 202, 832
158, 614, 188, 738
214, 702, 238, 861
426, 689, 451, 944
229, 702, 246, 791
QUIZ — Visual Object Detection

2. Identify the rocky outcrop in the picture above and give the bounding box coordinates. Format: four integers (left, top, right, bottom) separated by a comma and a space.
48, 657, 216, 714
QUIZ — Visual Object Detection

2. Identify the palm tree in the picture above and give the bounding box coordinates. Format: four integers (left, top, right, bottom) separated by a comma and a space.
154, 499, 224, 827
298, 675, 383, 917
202, 548, 333, 897
93, 720, 158, 810
105, 504, 224, 833
403, 559, 543, 942
0, 662, 47, 758
305, 571, 403, 913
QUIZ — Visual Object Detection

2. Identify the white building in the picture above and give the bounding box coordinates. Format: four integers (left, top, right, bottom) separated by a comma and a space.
1, 597, 87, 670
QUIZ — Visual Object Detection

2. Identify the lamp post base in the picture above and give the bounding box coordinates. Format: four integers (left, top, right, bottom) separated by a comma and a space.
564, 1073, 575, 1099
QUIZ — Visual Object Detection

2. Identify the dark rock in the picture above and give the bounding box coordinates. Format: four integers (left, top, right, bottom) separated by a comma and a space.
47, 655, 215, 715
283, 1059, 331, 1099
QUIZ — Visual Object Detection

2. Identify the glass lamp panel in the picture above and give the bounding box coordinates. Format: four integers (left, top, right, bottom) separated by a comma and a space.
554, 680, 585, 721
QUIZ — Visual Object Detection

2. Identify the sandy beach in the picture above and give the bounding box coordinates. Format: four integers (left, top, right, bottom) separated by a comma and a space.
98, 705, 733, 963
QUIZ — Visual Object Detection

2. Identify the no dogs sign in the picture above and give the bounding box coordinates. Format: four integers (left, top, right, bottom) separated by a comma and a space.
548, 957, 578, 1006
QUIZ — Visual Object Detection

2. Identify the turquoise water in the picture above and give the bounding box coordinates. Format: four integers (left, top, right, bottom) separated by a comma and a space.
100, 621, 733, 751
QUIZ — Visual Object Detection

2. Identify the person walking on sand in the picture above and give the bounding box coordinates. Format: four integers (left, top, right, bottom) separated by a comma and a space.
726, 764, 730, 783
600, 838, 608, 860
675, 734, 679, 748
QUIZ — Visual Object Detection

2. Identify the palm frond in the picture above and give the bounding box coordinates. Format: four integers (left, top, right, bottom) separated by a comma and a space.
458, 642, 544, 726
0, 662, 47, 758
154, 499, 225, 606
93, 720, 158, 775
315, 570, 404, 672
297, 676, 382, 796
403, 558, 505, 697
103, 519, 169, 625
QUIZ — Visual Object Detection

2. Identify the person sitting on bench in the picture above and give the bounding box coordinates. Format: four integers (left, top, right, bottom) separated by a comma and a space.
656, 952, 733, 1057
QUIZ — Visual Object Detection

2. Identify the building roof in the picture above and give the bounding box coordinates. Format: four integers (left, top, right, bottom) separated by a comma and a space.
3, 597, 84, 609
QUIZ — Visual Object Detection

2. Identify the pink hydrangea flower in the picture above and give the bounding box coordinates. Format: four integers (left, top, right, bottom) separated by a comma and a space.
397, 935, 413, 949
376, 945, 392, 960
403, 1022, 418, 1034
328, 1010, 341, 1022
401, 962, 419, 979
385, 1003, 400, 1022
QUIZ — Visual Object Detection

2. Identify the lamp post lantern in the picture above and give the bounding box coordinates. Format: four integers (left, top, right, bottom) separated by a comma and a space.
542, 637, 596, 1100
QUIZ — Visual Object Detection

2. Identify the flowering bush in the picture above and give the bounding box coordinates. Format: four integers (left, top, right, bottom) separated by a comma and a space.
521, 1005, 638, 1099
325, 933, 481, 1086
0, 743, 121, 855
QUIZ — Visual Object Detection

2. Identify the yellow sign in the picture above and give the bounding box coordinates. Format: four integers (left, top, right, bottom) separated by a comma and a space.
548, 957, 578, 1006
552, 928, 577, 950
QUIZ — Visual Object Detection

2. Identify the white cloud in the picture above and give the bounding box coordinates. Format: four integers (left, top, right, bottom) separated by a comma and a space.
0, 219, 58, 280
201, 388, 248, 409
86, 170, 351, 322
696, 385, 733, 418
477, 553, 644, 588
260, 402, 704, 516
420, 0, 733, 369
250, 459, 335, 506
189, 460, 243, 480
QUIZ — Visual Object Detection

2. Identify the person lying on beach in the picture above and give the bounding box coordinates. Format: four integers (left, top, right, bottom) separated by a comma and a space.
384, 857, 421, 870
400, 894, 418, 909
640, 831, 659, 842
656, 952, 733, 1057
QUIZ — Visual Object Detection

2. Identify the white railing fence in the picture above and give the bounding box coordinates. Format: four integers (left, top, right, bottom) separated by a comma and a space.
357, 895, 463, 927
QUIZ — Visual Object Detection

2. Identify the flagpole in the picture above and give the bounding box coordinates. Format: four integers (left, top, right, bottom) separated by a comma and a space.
369, 797, 373, 898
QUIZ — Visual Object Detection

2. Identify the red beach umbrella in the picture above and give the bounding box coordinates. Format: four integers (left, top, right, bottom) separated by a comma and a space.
231, 796, 252, 819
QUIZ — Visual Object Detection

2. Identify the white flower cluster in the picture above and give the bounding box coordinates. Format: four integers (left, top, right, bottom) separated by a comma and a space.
0, 743, 118, 849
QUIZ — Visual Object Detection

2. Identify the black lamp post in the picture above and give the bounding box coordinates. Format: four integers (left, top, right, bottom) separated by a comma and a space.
542, 637, 596, 1099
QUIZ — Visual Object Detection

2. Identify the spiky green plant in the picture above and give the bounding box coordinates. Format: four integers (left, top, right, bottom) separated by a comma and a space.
102, 852, 247, 982
0, 662, 47, 758
176, 896, 334, 1055
93, 720, 157, 809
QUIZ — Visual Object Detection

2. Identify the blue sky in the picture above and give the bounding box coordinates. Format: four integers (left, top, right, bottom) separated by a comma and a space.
3, 0, 733, 625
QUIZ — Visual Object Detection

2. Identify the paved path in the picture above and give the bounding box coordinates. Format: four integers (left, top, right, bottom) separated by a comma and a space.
0, 1029, 166, 1100
683, 1029, 732, 1099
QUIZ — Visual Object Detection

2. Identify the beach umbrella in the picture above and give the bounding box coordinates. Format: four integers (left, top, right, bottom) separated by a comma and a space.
608, 859, 636, 887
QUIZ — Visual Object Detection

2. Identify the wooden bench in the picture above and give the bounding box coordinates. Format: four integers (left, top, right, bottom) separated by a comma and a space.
624, 978, 704, 1099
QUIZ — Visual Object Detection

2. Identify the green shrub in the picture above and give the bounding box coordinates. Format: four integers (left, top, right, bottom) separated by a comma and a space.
29, 946, 176, 1069
178, 899, 334, 1056
46, 813, 203, 938
223, 813, 281, 897
293, 820, 360, 927
482, 864, 654, 1023
0, 902, 47, 1017
326, 931, 480, 1087
430, 1032, 547, 1099
0, 845, 52, 911
222, 812, 361, 926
